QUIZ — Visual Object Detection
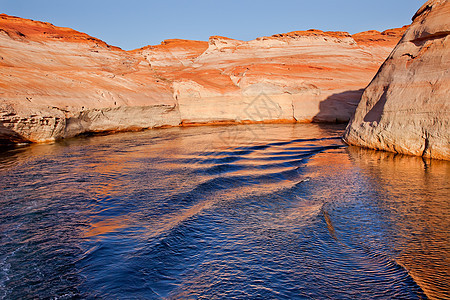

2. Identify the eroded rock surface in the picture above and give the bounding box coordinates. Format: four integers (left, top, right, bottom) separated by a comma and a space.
0, 14, 405, 143
344, 0, 449, 160
0, 14, 179, 143
134, 30, 406, 125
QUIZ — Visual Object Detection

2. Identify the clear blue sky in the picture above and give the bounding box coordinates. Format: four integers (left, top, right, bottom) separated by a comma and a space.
1, 0, 425, 50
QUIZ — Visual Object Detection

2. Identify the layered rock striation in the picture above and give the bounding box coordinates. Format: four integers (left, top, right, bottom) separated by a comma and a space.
0, 14, 179, 143
344, 0, 449, 160
0, 13, 405, 143
134, 29, 406, 125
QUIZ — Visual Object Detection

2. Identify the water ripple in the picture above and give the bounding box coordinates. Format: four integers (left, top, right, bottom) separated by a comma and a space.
0, 124, 448, 299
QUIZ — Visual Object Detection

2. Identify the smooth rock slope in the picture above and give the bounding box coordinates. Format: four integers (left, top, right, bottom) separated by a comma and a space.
343, 0, 450, 160
133, 30, 406, 125
0, 14, 178, 143
0, 14, 405, 143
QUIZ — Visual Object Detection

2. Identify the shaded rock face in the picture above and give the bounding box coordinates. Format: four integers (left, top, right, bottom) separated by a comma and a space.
344, 0, 449, 160
0, 13, 405, 143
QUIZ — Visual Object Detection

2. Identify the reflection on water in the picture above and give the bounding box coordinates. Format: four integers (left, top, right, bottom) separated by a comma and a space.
84, 217, 130, 238
0, 124, 448, 299
346, 147, 450, 300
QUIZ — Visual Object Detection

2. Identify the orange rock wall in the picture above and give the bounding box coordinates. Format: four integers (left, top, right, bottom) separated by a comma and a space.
0, 13, 406, 143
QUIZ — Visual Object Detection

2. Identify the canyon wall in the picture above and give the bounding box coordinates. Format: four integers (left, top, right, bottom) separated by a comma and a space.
133, 30, 405, 125
0, 14, 179, 143
0, 14, 405, 143
343, 0, 449, 160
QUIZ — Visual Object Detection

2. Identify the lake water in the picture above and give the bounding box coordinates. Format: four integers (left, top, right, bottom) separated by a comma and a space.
0, 124, 449, 299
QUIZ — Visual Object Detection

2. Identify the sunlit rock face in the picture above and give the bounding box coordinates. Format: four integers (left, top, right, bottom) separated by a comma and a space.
0, 13, 405, 143
134, 30, 405, 125
0, 14, 179, 143
344, 0, 450, 160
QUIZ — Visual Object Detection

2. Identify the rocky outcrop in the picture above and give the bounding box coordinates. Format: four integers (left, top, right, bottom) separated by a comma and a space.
134, 30, 406, 125
343, 0, 449, 160
0, 14, 180, 143
0, 13, 406, 143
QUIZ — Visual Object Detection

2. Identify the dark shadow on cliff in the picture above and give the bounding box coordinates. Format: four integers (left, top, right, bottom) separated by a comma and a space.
312, 89, 364, 123
0, 122, 29, 150
363, 89, 388, 122
0, 123, 33, 169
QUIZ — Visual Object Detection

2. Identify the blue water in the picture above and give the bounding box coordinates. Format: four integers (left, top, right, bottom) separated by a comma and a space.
0, 124, 449, 299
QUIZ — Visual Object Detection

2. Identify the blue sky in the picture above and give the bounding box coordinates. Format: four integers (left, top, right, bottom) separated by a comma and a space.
1, 0, 425, 50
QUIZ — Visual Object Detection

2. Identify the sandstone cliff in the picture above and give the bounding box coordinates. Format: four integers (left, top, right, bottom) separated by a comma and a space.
343, 0, 449, 160
133, 29, 405, 125
0, 14, 179, 143
0, 14, 405, 143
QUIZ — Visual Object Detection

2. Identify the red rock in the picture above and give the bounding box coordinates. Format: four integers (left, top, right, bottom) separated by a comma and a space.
0, 14, 406, 143
138, 28, 406, 124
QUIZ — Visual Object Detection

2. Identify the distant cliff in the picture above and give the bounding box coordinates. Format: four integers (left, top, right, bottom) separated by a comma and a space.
344, 0, 449, 160
0, 13, 405, 143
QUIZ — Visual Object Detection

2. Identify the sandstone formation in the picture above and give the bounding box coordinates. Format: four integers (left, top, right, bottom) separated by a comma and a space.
0, 13, 406, 143
344, 0, 449, 160
133, 30, 406, 125
0, 14, 178, 144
